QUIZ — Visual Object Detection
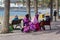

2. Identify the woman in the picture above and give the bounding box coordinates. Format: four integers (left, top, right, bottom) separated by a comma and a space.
13, 15, 19, 21
45, 16, 51, 22
23, 14, 30, 26
30, 14, 40, 31
21, 14, 30, 32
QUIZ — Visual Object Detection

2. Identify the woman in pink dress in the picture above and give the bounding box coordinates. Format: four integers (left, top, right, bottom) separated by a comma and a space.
30, 14, 40, 31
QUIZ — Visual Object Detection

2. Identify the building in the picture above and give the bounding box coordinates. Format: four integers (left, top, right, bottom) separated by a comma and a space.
0, 0, 24, 7
0, 0, 34, 8
0, 0, 4, 7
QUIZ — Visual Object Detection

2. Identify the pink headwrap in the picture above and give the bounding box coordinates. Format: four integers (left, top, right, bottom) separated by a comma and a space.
31, 16, 38, 24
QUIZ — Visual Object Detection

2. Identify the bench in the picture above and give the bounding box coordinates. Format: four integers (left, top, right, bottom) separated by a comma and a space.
11, 19, 23, 29
40, 20, 51, 30
44, 21, 51, 30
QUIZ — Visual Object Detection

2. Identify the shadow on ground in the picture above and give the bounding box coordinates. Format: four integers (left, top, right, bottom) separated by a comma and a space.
0, 24, 60, 36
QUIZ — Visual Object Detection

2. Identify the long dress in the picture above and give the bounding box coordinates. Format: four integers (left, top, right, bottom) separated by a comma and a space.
22, 17, 30, 32
30, 16, 40, 31
29, 22, 36, 31
23, 17, 30, 26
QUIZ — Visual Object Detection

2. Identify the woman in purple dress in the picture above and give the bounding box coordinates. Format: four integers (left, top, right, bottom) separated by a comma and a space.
21, 14, 30, 32
23, 14, 30, 26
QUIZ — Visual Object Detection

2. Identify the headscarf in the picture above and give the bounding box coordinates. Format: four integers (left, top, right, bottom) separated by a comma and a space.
15, 15, 18, 18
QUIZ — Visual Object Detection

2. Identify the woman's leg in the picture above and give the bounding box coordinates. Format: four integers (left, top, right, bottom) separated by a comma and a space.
41, 26, 45, 30
35, 23, 40, 31
21, 28, 24, 32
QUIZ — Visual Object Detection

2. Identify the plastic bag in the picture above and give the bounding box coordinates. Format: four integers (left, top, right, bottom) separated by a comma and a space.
9, 25, 13, 32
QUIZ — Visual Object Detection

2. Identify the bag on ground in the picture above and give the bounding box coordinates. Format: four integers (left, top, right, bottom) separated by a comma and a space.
9, 25, 13, 31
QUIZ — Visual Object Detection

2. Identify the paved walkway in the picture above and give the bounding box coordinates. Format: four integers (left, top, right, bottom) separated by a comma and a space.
0, 29, 60, 40
0, 21, 60, 40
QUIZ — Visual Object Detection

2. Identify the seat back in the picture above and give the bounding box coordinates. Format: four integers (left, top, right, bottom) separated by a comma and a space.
12, 19, 22, 25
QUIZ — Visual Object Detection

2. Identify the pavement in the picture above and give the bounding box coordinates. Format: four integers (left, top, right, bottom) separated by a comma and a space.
0, 29, 60, 40
0, 17, 60, 40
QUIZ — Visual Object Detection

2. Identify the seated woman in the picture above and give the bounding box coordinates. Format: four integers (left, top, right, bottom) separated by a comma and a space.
39, 19, 45, 30
21, 14, 30, 32
23, 14, 30, 26
45, 15, 51, 22
30, 14, 40, 31
13, 15, 19, 21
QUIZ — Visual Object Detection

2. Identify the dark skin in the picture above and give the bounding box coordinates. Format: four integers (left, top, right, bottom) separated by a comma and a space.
25, 14, 30, 22
26, 14, 29, 19
35, 14, 39, 20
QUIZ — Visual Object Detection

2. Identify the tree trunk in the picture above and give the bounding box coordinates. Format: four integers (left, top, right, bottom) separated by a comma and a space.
26, 0, 31, 19
34, 0, 38, 14
50, 0, 53, 21
42, 0, 44, 5
1, 0, 10, 33
56, 0, 59, 18
22, 0, 24, 6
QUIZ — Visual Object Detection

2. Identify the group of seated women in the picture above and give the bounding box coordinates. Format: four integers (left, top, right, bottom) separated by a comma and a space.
22, 14, 51, 33
12, 14, 51, 33
21, 14, 40, 32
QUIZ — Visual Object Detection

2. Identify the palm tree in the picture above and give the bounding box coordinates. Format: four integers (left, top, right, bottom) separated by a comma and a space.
34, 0, 38, 14
1, 0, 10, 33
26, 0, 31, 19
